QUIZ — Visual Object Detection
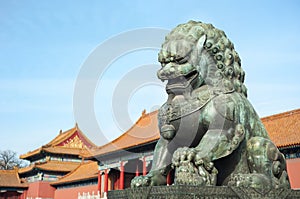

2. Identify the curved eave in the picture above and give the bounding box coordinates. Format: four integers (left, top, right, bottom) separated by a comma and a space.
18, 164, 35, 174
19, 161, 80, 174
86, 134, 159, 159
51, 175, 98, 186
91, 139, 158, 159
19, 148, 42, 160
43, 147, 87, 156
278, 144, 300, 150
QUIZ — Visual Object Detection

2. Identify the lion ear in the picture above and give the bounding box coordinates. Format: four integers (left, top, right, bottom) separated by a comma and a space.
196, 34, 207, 51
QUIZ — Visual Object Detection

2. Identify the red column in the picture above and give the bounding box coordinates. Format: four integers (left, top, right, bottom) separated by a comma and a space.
22, 190, 27, 199
97, 170, 102, 193
143, 157, 147, 176
135, 165, 139, 177
104, 169, 108, 193
167, 170, 172, 185
119, 162, 124, 190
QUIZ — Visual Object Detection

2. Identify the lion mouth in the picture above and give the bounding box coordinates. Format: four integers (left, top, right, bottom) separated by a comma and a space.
166, 71, 198, 94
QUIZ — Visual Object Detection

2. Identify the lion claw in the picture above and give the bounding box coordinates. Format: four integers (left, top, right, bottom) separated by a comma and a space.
131, 175, 151, 188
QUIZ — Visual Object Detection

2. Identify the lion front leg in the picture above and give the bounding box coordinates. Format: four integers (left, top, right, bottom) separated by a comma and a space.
194, 124, 245, 161
131, 137, 172, 188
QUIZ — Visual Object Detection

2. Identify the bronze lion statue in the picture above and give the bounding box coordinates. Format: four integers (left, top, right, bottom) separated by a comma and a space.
131, 21, 290, 189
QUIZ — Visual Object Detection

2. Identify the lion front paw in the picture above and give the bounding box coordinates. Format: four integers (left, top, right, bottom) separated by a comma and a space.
131, 169, 169, 187
172, 147, 218, 186
172, 147, 196, 167
131, 175, 151, 188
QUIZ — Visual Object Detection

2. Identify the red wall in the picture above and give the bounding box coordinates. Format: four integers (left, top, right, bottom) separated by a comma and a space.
0, 191, 22, 199
54, 185, 98, 199
26, 181, 55, 198
286, 158, 300, 189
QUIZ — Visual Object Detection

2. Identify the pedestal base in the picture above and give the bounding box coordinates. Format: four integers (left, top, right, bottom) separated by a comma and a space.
108, 185, 300, 199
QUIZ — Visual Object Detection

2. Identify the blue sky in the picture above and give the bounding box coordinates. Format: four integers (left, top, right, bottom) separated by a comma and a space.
0, 0, 300, 155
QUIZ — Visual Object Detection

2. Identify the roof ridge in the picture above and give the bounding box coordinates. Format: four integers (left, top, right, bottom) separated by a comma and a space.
45, 129, 70, 146
21, 124, 96, 160
75, 125, 97, 147
48, 126, 77, 146
94, 111, 149, 151
21, 127, 77, 158
145, 110, 158, 116
261, 108, 300, 122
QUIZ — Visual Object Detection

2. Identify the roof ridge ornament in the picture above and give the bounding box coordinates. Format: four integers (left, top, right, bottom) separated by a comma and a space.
142, 109, 146, 116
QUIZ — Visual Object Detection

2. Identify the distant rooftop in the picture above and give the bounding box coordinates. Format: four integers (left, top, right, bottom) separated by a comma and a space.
0, 169, 28, 188
18, 160, 81, 174
20, 123, 97, 160
51, 161, 98, 186
262, 108, 300, 148
87, 110, 159, 158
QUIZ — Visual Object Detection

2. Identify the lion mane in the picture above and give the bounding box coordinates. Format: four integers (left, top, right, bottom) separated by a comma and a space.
159, 20, 247, 97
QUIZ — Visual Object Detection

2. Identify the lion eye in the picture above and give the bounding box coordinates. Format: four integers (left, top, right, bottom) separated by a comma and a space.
176, 56, 189, 64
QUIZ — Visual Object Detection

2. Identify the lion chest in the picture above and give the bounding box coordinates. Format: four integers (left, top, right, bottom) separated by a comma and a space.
158, 88, 216, 147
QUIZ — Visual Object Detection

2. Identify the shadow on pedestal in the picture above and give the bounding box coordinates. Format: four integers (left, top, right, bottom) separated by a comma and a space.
108, 185, 300, 199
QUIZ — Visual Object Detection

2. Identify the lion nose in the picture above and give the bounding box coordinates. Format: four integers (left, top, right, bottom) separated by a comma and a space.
157, 69, 165, 81
157, 65, 176, 80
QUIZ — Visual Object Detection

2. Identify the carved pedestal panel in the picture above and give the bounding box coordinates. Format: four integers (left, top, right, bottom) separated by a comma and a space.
108, 185, 300, 199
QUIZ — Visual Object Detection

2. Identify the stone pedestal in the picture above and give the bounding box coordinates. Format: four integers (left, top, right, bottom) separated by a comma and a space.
108, 185, 300, 199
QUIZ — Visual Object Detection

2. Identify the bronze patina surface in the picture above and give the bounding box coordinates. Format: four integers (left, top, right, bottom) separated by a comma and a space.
131, 21, 290, 189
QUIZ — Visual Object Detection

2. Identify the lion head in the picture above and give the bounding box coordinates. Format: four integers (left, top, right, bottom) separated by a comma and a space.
157, 20, 247, 97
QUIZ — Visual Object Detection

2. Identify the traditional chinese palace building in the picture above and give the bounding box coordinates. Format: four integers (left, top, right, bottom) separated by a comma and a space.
0, 109, 300, 199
